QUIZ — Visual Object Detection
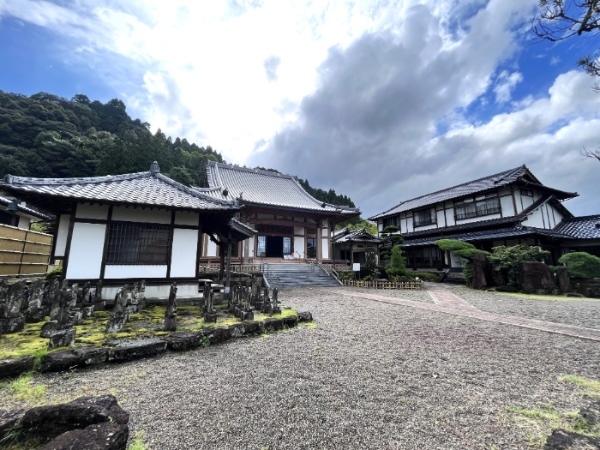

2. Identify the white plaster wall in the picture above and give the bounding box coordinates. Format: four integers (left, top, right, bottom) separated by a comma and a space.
526, 208, 545, 228
76, 203, 109, 220
406, 216, 414, 233
414, 223, 437, 231
247, 235, 256, 259
103, 282, 199, 300
500, 194, 515, 216
294, 226, 304, 235
437, 210, 446, 228
174, 211, 199, 226
322, 219, 328, 228
294, 236, 305, 258
170, 228, 198, 277
449, 251, 465, 268
66, 222, 106, 279
321, 238, 329, 259
551, 206, 564, 228
322, 228, 328, 237
521, 194, 534, 210
206, 239, 218, 257
112, 206, 171, 224
455, 213, 502, 225
54, 214, 71, 258
446, 207, 456, 226
104, 265, 167, 279
17, 216, 30, 230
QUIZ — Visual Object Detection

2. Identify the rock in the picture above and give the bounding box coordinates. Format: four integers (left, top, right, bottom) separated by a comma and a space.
519, 262, 557, 294
40, 422, 129, 450
0, 316, 25, 334
0, 356, 35, 379
242, 321, 261, 335
82, 306, 94, 319
164, 332, 202, 351
203, 312, 217, 323
262, 318, 283, 332
108, 339, 167, 363
0, 409, 25, 440
566, 292, 585, 298
494, 285, 519, 293
203, 327, 232, 345
40, 347, 108, 373
297, 311, 313, 322
555, 268, 573, 293
47, 328, 76, 348
282, 316, 298, 328
241, 310, 254, 321
544, 429, 600, 449
471, 252, 491, 290
21, 394, 129, 442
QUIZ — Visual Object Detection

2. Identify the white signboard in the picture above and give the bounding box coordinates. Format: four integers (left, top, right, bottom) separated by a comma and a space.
353, 263, 361, 272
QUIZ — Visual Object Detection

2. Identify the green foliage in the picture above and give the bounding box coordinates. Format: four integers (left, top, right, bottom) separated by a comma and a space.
386, 246, 407, 278
434, 239, 490, 261
336, 217, 377, 235
409, 271, 441, 282
558, 252, 600, 279
489, 245, 549, 287
298, 178, 355, 208
45, 266, 63, 283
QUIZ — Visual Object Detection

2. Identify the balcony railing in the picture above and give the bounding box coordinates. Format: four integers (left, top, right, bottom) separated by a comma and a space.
413, 217, 435, 227
455, 206, 501, 221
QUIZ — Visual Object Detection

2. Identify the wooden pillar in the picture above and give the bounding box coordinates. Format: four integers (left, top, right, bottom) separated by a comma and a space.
225, 234, 232, 297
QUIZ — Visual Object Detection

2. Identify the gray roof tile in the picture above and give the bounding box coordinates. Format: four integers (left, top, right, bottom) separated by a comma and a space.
0, 195, 53, 220
333, 228, 382, 244
198, 162, 359, 215
1, 164, 238, 212
554, 215, 600, 239
370, 165, 577, 220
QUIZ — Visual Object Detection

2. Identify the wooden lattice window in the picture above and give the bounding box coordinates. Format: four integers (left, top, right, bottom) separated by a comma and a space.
106, 223, 170, 265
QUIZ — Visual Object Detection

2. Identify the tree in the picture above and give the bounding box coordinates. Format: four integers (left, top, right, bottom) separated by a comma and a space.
386, 245, 407, 279
534, 1, 600, 82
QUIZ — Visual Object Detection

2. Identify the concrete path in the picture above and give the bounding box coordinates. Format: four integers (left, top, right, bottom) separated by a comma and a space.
326, 285, 600, 342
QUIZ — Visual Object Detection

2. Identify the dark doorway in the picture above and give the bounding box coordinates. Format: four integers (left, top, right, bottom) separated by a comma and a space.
266, 236, 283, 257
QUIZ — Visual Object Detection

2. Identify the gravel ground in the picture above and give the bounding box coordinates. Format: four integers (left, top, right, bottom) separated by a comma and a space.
3, 287, 600, 449
446, 285, 600, 329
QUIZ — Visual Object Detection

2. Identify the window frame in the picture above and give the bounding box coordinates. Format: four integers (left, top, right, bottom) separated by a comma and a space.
454, 193, 501, 221
106, 222, 171, 265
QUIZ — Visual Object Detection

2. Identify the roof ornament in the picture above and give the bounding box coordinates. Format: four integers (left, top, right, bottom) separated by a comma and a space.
150, 161, 160, 174
321, 202, 326, 208
222, 188, 229, 197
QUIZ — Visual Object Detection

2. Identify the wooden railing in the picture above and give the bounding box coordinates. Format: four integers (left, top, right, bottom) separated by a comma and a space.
0, 224, 53, 277
199, 263, 263, 274
342, 279, 424, 290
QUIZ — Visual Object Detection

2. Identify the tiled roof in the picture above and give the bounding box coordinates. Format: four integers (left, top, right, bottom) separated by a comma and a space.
553, 215, 600, 239
0, 195, 53, 220
198, 162, 360, 216
1, 162, 238, 212
370, 165, 577, 220
402, 225, 572, 247
333, 228, 382, 244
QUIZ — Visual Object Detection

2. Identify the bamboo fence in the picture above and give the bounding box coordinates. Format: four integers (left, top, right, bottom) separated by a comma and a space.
342, 279, 424, 290
0, 224, 53, 277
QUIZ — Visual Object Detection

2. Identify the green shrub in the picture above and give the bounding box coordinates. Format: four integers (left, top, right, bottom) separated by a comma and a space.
434, 239, 490, 287
409, 271, 441, 282
45, 267, 63, 283
558, 252, 600, 279
489, 245, 549, 287
386, 246, 407, 278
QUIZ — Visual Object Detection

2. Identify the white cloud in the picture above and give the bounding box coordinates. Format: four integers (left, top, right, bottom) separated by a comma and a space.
493, 70, 523, 103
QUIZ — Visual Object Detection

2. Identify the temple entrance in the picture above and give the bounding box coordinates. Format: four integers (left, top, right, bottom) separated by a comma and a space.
258, 236, 293, 258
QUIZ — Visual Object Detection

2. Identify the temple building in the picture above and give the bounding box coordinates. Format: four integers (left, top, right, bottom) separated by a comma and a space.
196, 162, 360, 263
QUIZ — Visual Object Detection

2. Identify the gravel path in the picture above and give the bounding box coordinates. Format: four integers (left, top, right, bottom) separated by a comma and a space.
5, 287, 600, 449
447, 285, 600, 329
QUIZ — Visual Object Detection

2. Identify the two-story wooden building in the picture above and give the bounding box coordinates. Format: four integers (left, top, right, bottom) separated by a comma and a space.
369, 165, 583, 269
196, 162, 360, 263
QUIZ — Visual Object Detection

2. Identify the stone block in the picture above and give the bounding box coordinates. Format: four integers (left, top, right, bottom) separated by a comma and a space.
0, 409, 25, 440
164, 332, 201, 351
282, 316, 298, 328
108, 340, 167, 363
203, 312, 217, 323
40, 347, 108, 373
48, 328, 76, 348
40, 422, 129, 450
519, 262, 556, 294
241, 310, 254, 321
262, 318, 283, 332
242, 321, 261, 335
203, 327, 232, 345
297, 311, 313, 322
0, 316, 25, 334
0, 356, 35, 379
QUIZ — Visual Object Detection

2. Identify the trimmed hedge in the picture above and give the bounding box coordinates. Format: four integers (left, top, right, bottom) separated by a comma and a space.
558, 252, 600, 279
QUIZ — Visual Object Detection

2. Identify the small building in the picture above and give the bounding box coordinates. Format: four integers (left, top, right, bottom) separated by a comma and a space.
0, 194, 52, 229
553, 214, 600, 258
369, 165, 595, 269
332, 228, 381, 265
0, 162, 253, 299
196, 162, 360, 263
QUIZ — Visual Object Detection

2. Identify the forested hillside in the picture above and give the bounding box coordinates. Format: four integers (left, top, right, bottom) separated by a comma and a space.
0, 90, 356, 209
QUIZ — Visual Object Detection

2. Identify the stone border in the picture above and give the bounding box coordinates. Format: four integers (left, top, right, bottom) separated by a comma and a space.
0, 312, 313, 379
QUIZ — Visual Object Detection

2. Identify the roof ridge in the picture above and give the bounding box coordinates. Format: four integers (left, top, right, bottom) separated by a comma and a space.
210, 161, 296, 180
559, 214, 600, 222
3, 171, 149, 186
155, 173, 237, 207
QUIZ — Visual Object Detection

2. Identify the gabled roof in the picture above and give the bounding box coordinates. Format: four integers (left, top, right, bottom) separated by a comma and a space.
333, 228, 382, 244
0, 194, 53, 220
519, 194, 573, 219
1, 162, 238, 214
553, 214, 600, 239
369, 165, 577, 220
198, 161, 360, 216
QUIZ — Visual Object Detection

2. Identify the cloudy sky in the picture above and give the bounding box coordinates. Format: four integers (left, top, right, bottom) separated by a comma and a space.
0, 0, 599, 218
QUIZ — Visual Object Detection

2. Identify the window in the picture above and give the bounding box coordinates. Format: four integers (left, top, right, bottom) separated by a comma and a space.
283, 237, 292, 255
107, 223, 170, 265
455, 194, 500, 220
383, 216, 400, 228
257, 236, 266, 257
413, 209, 435, 227
520, 189, 533, 197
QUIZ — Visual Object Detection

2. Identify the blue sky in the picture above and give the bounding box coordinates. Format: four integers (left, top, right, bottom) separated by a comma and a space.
0, 0, 599, 218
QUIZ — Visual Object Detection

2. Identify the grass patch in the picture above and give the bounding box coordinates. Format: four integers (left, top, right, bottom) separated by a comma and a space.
298, 321, 317, 329
128, 430, 147, 450
559, 375, 600, 397
2, 373, 48, 404
493, 292, 600, 302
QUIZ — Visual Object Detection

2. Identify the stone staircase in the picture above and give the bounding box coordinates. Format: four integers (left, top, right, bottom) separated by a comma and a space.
262, 263, 342, 288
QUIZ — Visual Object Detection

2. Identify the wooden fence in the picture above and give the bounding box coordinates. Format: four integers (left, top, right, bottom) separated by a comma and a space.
0, 224, 53, 277
342, 279, 424, 290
